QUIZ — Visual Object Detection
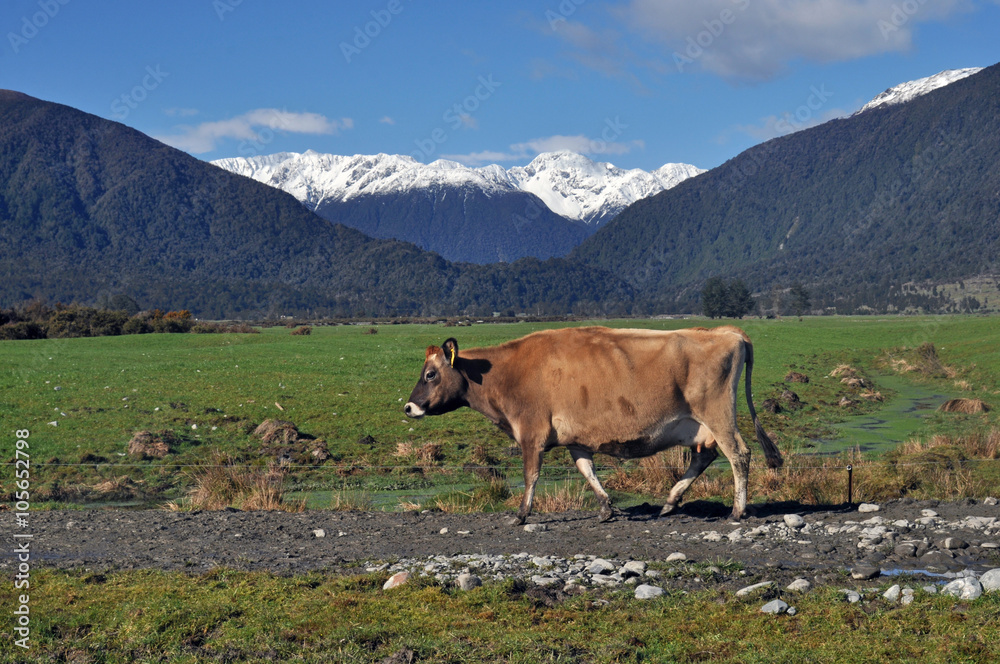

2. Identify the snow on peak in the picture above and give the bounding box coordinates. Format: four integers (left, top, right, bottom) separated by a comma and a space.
212, 150, 704, 225
856, 68, 983, 115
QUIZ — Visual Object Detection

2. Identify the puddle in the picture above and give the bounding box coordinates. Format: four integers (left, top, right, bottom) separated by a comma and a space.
812, 374, 951, 455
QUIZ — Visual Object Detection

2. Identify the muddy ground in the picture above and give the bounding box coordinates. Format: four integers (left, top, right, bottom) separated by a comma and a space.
5, 499, 1000, 592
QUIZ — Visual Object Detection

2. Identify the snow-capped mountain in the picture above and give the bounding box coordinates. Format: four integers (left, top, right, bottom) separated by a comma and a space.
507, 151, 705, 225
856, 68, 983, 115
212, 150, 704, 227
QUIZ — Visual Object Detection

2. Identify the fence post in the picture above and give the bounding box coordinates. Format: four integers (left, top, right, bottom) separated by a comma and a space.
846, 464, 853, 505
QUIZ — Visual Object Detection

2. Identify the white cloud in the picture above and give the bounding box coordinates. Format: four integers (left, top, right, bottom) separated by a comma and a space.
379, 116, 396, 125
442, 134, 645, 166
622, 0, 974, 80
728, 106, 851, 142
544, 0, 977, 82
155, 109, 352, 153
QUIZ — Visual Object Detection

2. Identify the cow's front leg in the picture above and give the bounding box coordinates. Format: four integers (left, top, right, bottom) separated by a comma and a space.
570, 448, 615, 522
506, 445, 545, 526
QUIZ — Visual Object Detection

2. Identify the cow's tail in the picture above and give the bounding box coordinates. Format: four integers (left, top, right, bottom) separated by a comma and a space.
744, 339, 783, 469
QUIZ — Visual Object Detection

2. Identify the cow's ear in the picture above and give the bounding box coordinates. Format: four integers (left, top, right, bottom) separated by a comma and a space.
442, 338, 459, 367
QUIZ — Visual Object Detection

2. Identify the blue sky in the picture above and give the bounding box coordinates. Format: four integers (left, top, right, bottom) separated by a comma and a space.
3, 0, 999, 171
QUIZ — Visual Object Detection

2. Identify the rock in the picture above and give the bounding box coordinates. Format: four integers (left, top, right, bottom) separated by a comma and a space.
858, 503, 880, 513
666, 552, 687, 563
921, 509, 939, 518
939, 537, 968, 550
984, 497, 998, 506
703, 531, 723, 542
383, 571, 410, 590
783, 514, 805, 529
311, 528, 325, 538
922, 585, 938, 594
893, 543, 917, 557
635, 584, 665, 600
761, 599, 789, 614
622, 561, 647, 577
841, 589, 862, 603
588, 558, 616, 575
838, 396, 856, 408
901, 589, 915, 606
979, 568, 1000, 592
736, 581, 774, 597
439, 528, 449, 535
851, 565, 880, 580
786, 578, 811, 592
457, 573, 482, 591
787, 606, 798, 616
530, 575, 560, 587
523, 523, 548, 533
942, 577, 983, 600
883, 584, 901, 602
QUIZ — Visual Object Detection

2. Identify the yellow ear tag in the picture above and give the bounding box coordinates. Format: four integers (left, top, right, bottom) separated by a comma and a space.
449, 348, 456, 367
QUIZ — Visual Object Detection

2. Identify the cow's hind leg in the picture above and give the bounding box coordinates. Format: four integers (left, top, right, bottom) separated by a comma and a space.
659, 445, 718, 517
570, 448, 615, 522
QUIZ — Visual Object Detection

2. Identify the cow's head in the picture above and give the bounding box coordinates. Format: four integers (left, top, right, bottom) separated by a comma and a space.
404, 338, 467, 419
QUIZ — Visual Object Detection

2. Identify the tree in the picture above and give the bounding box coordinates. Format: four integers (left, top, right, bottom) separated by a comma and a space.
790, 282, 811, 317
701, 277, 728, 318
724, 279, 755, 318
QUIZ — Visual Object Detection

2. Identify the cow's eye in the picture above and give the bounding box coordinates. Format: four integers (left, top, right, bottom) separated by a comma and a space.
426, 369, 438, 381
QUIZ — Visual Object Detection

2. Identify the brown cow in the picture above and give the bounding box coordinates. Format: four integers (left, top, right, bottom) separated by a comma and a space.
404, 326, 782, 524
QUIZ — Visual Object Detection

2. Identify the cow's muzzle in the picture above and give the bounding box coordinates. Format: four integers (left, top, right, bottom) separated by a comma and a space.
403, 402, 425, 419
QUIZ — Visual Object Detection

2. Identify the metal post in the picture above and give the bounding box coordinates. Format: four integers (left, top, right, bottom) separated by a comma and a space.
846, 464, 853, 505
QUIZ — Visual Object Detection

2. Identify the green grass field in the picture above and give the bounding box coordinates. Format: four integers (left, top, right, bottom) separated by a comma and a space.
4, 316, 1000, 663
2, 315, 999, 509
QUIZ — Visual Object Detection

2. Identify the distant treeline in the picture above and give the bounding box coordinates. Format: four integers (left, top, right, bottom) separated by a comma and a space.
0, 300, 258, 340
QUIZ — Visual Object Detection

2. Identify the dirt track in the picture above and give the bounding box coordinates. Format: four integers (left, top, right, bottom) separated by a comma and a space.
5, 499, 999, 591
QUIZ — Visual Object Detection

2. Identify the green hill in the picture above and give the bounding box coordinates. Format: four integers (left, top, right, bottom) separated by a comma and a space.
0, 91, 630, 318
572, 64, 1000, 313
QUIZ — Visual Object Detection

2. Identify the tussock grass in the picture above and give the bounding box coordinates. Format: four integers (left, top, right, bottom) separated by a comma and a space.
433, 476, 511, 513
938, 397, 991, 413
166, 454, 305, 512
506, 481, 598, 514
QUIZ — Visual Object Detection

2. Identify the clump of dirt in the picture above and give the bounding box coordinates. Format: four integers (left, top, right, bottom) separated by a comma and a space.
784, 371, 810, 383
939, 398, 991, 414
127, 430, 179, 459
253, 419, 330, 464
779, 389, 804, 411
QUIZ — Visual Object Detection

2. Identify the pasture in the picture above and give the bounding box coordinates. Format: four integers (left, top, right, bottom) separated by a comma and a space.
3, 315, 1000, 663
2, 315, 999, 511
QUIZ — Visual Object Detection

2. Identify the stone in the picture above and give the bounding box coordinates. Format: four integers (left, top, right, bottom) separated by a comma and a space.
979, 568, 1000, 593
439, 528, 449, 535
311, 528, 326, 538
736, 581, 774, 597
841, 589, 862, 603
921, 509, 939, 518
942, 577, 983, 601
457, 573, 482, 591
622, 561, 647, 577
858, 503, 880, 513
666, 552, 688, 563
761, 600, 789, 614
893, 543, 917, 557
588, 558, 616, 575
787, 606, 798, 616
922, 585, 938, 594
783, 514, 805, 529
984, 497, 998, 506
530, 575, 560, 587
883, 584, 901, 602
786, 578, 812, 592
851, 565, 880, 580
939, 537, 968, 550
635, 584, 665, 600
523, 523, 548, 533
383, 571, 410, 590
